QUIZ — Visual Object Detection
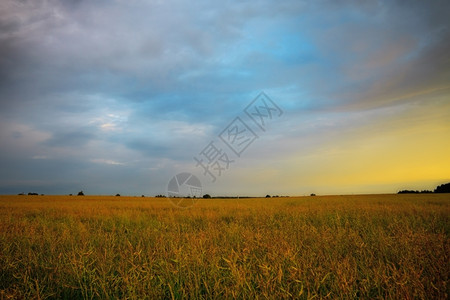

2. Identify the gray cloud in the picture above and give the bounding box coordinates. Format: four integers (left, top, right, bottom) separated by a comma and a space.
0, 0, 449, 195
43, 129, 97, 148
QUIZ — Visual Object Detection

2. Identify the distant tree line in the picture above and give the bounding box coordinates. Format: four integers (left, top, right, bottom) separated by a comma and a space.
18, 192, 43, 195
398, 182, 450, 194
398, 190, 433, 194
434, 183, 450, 193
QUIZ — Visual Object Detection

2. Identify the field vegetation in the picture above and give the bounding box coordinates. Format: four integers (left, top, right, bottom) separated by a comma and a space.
0, 194, 448, 299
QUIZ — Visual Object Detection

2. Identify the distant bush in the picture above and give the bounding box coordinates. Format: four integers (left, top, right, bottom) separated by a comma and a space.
77, 191, 84, 196
28, 192, 38, 195
434, 183, 450, 193
203, 194, 211, 199
310, 193, 316, 196
155, 195, 166, 198
265, 195, 271, 198
115, 194, 120, 197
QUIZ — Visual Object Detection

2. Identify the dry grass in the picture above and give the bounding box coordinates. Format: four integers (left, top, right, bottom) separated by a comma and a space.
0, 194, 448, 299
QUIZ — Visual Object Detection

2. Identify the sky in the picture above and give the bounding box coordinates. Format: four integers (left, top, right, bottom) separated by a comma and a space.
0, 0, 449, 196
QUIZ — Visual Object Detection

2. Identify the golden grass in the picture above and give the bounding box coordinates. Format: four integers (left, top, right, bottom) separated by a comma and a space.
0, 194, 448, 299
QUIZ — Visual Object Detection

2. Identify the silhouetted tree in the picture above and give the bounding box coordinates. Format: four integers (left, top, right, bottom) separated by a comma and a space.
434, 183, 450, 193
310, 193, 316, 196
115, 194, 120, 197
203, 194, 211, 199
77, 191, 84, 196
266, 194, 271, 198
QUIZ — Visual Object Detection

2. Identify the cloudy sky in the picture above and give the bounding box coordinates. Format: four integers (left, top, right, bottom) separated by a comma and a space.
0, 0, 449, 196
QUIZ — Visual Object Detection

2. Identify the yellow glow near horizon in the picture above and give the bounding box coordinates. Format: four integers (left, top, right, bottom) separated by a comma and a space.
234, 94, 450, 195
288, 99, 449, 193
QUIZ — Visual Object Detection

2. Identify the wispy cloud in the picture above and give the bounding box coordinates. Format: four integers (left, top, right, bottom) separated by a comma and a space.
90, 159, 125, 166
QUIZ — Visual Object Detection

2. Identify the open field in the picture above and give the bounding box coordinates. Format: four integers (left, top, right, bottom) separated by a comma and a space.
0, 194, 448, 299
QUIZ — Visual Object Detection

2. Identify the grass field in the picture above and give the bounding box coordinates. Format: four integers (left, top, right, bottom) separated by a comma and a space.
0, 194, 448, 299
